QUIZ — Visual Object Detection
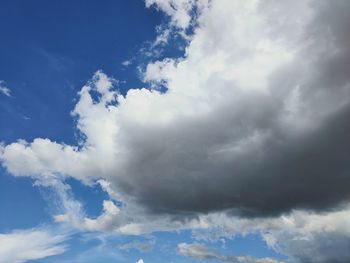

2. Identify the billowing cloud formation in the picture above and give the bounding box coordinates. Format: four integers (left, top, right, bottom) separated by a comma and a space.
178, 243, 283, 263
1, 0, 350, 262
0, 228, 67, 263
2, 0, 350, 217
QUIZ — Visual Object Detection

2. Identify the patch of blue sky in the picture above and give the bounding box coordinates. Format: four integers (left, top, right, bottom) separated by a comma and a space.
65, 178, 109, 218
0, 167, 50, 231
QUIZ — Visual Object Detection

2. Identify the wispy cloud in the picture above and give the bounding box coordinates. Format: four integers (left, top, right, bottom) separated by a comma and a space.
0, 227, 69, 263
118, 239, 155, 252
0, 81, 11, 97
178, 243, 284, 263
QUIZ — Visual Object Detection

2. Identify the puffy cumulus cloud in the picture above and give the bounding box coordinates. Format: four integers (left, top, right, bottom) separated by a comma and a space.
17, 0, 349, 217
145, 0, 210, 29
1, 0, 350, 262
0, 81, 11, 97
136, 259, 144, 263
50, 180, 124, 233
101, 0, 350, 218
0, 228, 68, 263
54, 199, 120, 232
178, 243, 283, 263
0, 71, 119, 186
83, 200, 121, 231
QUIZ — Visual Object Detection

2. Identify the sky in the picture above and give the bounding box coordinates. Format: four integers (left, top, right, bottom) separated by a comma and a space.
0, 0, 350, 262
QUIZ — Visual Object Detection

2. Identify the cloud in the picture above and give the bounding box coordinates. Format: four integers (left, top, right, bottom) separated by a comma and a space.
0, 81, 11, 97
136, 259, 144, 263
83, 200, 121, 231
121, 60, 133, 67
261, 209, 350, 263
192, 206, 350, 263
2, 0, 347, 218
178, 243, 283, 263
118, 238, 155, 253
126, 0, 350, 217
145, 0, 209, 29
0, 227, 68, 263
1, 0, 350, 262
49, 179, 123, 233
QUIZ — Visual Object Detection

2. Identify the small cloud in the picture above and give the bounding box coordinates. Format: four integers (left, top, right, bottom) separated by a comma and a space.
136, 259, 144, 263
118, 239, 155, 253
0, 81, 11, 97
121, 60, 133, 67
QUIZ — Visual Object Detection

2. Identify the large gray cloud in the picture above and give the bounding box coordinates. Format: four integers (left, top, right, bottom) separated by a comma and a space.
1, 0, 350, 219
104, 0, 350, 217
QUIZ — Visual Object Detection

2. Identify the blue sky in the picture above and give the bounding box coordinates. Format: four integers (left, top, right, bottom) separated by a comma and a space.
0, 0, 155, 227
1, 1, 350, 263
0, 0, 161, 143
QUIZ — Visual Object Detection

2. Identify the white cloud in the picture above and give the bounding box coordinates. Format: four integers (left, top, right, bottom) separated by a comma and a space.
136, 259, 144, 263
50, 180, 122, 233
0, 228, 68, 263
145, 0, 209, 29
121, 60, 133, 67
0, 81, 11, 97
118, 239, 155, 252
83, 200, 120, 231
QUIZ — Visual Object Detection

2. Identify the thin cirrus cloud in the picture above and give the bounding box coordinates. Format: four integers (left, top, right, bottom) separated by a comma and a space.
0, 81, 11, 97
118, 239, 155, 253
1, 0, 350, 262
0, 227, 68, 263
178, 242, 284, 263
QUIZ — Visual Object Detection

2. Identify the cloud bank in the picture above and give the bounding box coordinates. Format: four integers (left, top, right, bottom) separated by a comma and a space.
178, 242, 283, 263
